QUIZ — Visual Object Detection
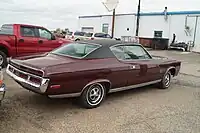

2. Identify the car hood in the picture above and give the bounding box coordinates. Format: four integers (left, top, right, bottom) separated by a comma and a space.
10, 53, 77, 71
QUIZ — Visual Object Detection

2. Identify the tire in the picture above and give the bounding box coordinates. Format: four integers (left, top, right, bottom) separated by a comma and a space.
0, 51, 7, 68
79, 83, 106, 109
159, 71, 172, 89
75, 39, 80, 41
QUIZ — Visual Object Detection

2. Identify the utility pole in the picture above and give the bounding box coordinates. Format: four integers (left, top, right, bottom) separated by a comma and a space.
135, 0, 141, 36
111, 9, 116, 38
102, 0, 119, 38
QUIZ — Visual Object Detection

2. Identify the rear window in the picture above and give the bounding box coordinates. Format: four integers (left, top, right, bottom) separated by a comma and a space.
74, 31, 85, 36
94, 33, 106, 38
0, 24, 14, 35
51, 43, 101, 58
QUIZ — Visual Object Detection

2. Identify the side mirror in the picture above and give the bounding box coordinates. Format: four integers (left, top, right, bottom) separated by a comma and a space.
51, 34, 56, 40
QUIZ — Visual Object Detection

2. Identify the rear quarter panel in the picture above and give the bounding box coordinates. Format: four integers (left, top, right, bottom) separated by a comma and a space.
45, 58, 131, 95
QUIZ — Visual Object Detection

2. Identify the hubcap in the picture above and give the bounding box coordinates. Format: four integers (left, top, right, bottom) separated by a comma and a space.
86, 83, 104, 106
165, 73, 170, 87
0, 55, 3, 66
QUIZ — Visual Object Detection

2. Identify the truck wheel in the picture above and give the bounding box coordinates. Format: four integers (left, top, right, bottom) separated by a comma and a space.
0, 51, 7, 68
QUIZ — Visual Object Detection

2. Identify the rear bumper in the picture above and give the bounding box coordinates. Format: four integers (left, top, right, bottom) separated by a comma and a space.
0, 84, 6, 103
6, 64, 49, 94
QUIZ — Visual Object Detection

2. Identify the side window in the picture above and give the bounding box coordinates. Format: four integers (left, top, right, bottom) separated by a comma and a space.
110, 46, 126, 60
20, 26, 36, 37
123, 46, 151, 59
74, 32, 85, 36
38, 28, 52, 40
110, 45, 151, 60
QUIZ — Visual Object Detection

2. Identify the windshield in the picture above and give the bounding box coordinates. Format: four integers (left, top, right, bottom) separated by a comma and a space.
51, 43, 101, 58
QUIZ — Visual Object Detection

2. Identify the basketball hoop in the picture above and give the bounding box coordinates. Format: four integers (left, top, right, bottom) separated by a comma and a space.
102, 0, 119, 12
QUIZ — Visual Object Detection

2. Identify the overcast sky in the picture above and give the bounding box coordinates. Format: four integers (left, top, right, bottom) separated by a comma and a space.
0, 0, 200, 31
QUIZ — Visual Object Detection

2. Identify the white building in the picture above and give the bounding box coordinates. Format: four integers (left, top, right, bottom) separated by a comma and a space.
78, 10, 200, 52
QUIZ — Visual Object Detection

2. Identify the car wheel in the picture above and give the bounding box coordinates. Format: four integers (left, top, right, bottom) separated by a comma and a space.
0, 51, 7, 68
79, 83, 106, 109
159, 71, 172, 89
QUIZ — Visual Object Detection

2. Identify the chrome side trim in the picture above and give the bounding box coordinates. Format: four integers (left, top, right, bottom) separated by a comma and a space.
109, 80, 162, 93
81, 79, 112, 93
47, 80, 162, 99
165, 66, 176, 76
48, 93, 81, 98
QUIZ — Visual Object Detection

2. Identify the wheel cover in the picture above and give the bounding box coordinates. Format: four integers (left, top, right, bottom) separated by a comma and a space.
86, 83, 105, 106
164, 73, 171, 87
0, 55, 3, 66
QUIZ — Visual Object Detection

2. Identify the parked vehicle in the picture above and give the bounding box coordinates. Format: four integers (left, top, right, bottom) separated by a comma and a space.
66, 31, 120, 41
169, 42, 189, 51
65, 31, 86, 41
84, 32, 121, 41
6, 40, 181, 109
0, 24, 72, 67
0, 67, 6, 105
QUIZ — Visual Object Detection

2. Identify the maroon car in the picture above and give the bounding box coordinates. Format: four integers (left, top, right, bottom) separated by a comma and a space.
6, 40, 181, 108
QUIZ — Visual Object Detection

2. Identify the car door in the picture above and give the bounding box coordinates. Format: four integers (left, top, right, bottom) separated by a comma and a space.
110, 45, 141, 87
17, 26, 38, 56
111, 44, 160, 86
36, 28, 61, 53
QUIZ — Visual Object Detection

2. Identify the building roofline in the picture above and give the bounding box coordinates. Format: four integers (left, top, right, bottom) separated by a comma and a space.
79, 10, 200, 18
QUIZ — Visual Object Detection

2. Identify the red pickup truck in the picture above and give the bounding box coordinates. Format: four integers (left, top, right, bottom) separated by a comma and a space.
0, 24, 71, 67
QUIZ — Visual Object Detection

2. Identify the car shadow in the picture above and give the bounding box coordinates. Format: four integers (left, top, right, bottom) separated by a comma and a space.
0, 83, 163, 132
16, 84, 158, 110
0, 84, 161, 116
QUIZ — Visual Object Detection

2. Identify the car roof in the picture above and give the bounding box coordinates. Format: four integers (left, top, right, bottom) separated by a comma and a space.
77, 40, 142, 59
79, 39, 141, 47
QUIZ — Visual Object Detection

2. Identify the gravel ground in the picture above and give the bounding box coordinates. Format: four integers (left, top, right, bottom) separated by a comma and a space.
0, 50, 200, 133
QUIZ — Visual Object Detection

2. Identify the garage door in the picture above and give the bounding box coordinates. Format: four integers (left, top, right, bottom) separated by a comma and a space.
81, 27, 94, 33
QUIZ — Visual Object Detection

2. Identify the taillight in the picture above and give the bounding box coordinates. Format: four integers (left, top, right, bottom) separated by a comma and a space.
91, 37, 94, 40
29, 77, 41, 85
71, 36, 74, 39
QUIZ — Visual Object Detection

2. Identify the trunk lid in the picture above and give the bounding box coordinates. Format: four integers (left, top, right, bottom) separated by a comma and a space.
11, 53, 77, 70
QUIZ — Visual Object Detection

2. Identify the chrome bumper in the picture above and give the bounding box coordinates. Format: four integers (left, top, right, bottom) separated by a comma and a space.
6, 64, 49, 93
0, 84, 6, 104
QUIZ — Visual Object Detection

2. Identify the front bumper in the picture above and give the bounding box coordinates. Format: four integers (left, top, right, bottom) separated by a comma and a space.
6, 64, 49, 94
0, 84, 6, 104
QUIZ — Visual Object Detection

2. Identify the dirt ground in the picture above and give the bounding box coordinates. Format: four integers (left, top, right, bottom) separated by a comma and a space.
0, 50, 200, 133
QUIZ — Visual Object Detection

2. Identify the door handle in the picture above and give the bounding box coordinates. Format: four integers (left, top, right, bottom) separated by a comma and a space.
130, 65, 136, 69
38, 40, 43, 44
19, 39, 24, 43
